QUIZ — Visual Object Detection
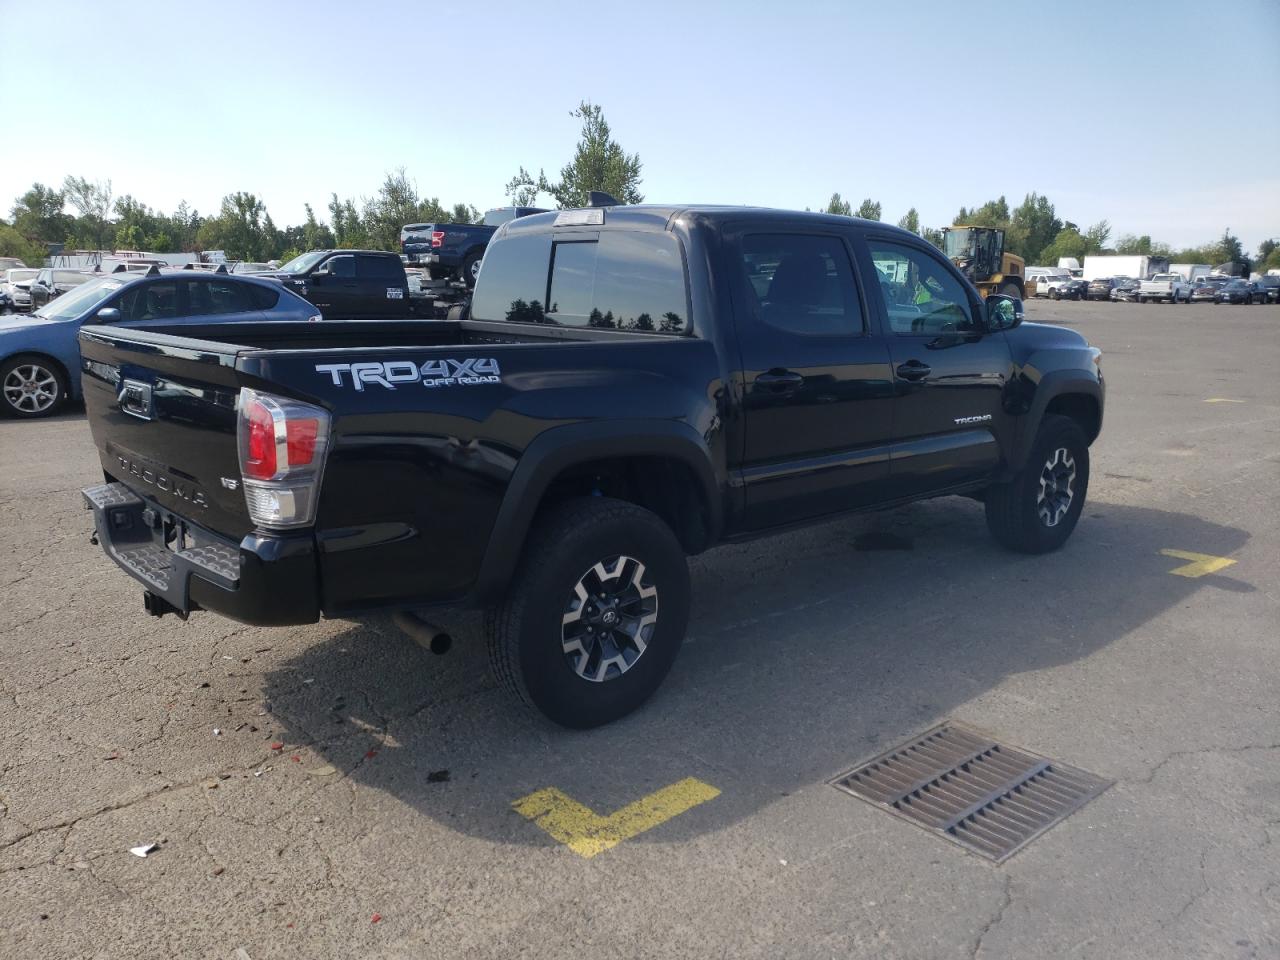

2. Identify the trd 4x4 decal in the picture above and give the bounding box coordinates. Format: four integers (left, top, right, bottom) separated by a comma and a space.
316, 359, 501, 390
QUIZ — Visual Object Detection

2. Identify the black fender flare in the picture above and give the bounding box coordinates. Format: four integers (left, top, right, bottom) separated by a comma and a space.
471, 419, 723, 604
1006, 369, 1103, 473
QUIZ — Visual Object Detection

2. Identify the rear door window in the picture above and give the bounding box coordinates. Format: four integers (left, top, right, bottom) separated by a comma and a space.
357, 255, 398, 279
738, 233, 862, 335
186, 279, 254, 316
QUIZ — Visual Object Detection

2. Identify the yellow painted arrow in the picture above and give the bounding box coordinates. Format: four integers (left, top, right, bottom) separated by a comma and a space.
512, 777, 720, 858
1159, 549, 1237, 578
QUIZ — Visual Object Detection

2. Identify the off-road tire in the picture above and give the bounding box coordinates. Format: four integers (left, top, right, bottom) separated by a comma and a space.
985, 414, 1090, 554
485, 497, 690, 728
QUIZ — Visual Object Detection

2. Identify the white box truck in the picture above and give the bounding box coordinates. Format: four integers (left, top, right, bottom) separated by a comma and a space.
1169, 263, 1211, 282
1082, 255, 1170, 281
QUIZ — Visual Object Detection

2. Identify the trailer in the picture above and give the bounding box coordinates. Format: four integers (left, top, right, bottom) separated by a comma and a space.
1169, 263, 1211, 282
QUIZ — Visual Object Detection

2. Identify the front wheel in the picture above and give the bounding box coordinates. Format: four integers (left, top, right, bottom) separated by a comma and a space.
984, 414, 1090, 554
1049, 288, 1060, 300
1, 355, 68, 419
485, 497, 690, 728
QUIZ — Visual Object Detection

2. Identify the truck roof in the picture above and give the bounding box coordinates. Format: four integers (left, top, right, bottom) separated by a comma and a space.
501, 204, 918, 238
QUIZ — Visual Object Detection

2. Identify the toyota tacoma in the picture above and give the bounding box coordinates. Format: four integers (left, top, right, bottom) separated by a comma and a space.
78, 204, 1104, 728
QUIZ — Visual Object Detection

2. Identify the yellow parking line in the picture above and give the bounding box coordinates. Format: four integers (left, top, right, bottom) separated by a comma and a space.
512, 777, 721, 858
1159, 549, 1237, 578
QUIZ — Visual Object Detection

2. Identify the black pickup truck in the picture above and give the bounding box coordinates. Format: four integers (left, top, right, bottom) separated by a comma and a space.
259, 249, 411, 318
78, 204, 1104, 728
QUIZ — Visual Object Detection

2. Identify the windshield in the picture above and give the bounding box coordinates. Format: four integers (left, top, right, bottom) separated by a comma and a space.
32, 277, 122, 320
942, 229, 973, 259
5, 269, 38, 284
277, 251, 328, 275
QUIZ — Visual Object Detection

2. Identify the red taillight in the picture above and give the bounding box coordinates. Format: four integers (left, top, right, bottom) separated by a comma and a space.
286, 419, 319, 467
242, 396, 277, 480
237, 388, 331, 529
431, 230, 445, 248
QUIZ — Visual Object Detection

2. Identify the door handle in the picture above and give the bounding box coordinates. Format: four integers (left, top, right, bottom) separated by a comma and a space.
895, 360, 932, 381
755, 369, 804, 394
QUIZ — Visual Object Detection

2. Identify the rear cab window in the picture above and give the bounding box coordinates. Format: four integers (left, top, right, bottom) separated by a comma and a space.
472, 230, 689, 334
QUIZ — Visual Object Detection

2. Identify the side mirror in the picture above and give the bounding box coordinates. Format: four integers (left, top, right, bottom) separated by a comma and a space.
311, 263, 330, 278
984, 294, 1024, 331
96, 307, 121, 323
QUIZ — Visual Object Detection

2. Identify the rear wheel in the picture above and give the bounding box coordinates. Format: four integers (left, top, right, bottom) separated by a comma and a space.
485, 497, 690, 728
1049, 288, 1060, 300
1, 355, 67, 419
985, 414, 1090, 554
461, 252, 483, 289
999, 282, 1021, 300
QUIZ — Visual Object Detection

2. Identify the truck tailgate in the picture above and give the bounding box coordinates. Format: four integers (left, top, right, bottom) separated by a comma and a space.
79, 327, 255, 540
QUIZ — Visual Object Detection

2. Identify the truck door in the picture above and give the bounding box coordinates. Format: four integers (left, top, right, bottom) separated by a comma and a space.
855, 235, 1013, 497
314, 254, 358, 318
357, 254, 408, 317
728, 227, 897, 530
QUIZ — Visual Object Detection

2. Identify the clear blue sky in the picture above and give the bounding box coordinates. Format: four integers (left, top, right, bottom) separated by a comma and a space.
2, 0, 1277, 253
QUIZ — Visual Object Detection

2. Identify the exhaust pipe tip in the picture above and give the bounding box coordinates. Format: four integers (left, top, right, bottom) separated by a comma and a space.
392, 611, 453, 655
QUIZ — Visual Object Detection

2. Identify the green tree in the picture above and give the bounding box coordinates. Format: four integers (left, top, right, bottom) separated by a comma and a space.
0, 222, 48, 265
824, 192, 853, 216
1256, 237, 1276, 265
897, 208, 920, 234
10, 184, 70, 245
1009, 193, 1061, 265
1084, 220, 1111, 252
196, 192, 275, 260
328, 194, 369, 248
855, 198, 881, 221
955, 197, 1011, 227
62, 176, 114, 249
922, 226, 944, 249
504, 166, 549, 207
1114, 233, 1153, 255
301, 203, 334, 250
546, 101, 644, 208
1040, 228, 1090, 265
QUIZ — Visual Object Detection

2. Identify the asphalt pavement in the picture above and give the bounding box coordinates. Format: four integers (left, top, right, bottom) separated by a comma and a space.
1, 299, 1277, 959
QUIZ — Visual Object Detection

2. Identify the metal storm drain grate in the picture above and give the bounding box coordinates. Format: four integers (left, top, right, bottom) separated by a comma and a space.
831, 722, 1112, 863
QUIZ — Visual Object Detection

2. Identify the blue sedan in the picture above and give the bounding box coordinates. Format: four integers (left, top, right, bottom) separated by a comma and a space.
1, 269, 321, 418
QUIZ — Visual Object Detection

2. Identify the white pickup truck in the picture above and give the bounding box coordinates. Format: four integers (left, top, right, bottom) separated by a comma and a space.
1139, 273, 1192, 303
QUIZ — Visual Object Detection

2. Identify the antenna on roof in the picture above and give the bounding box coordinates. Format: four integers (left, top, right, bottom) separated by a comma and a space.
588, 191, 621, 208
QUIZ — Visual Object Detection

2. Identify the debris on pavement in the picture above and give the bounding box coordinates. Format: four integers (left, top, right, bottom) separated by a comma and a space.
128, 843, 159, 858
254, 766, 272, 777
234, 948, 251, 960
270, 742, 284, 751
427, 769, 450, 783
307, 765, 339, 777
371, 913, 382, 923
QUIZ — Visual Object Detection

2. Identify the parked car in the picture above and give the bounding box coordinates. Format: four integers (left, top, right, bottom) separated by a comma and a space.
77, 204, 1104, 727
0, 269, 321, 418
1038, 275, 1076, 299
1214, 279, 1261, 304
0, 289, 12, 314
1138, 273, 1193, 303
1255, 275, 1280, 303
29, 268, 96, 310
230, 261, 275, 275
1110, 279, 1143, 302
1086, 277, 1124, 300
258, 250, 411, 319
400, 206, 547, 286
1058, 278, 1088, 301
1189, 278, 1226, 302
2, 268, 40, 311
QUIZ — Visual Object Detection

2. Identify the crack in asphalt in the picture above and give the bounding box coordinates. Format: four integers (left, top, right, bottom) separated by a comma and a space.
971, 874, 1014, 959
1128, 742, 1280, 784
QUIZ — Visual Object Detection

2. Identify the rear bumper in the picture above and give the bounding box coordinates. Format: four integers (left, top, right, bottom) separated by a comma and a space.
83, 482, 320, 626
